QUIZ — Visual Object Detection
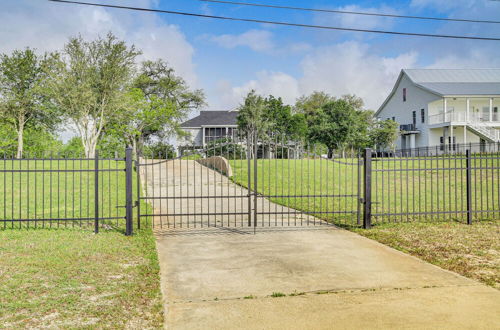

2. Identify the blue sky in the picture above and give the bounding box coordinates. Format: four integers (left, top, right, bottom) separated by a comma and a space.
2, 0, 500, 114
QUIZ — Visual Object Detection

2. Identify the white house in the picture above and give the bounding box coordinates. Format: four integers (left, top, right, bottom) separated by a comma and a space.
376, 69, 500, 151
179, 110, 239, 147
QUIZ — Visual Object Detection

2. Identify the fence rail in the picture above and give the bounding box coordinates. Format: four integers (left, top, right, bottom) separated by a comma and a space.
0, 149, 134, 235
394, 142, 500, 157
364, 147, 499, 228
0, 143, 498, 234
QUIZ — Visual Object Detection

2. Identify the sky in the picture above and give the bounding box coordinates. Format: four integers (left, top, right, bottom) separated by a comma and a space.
2, 0, 500, 118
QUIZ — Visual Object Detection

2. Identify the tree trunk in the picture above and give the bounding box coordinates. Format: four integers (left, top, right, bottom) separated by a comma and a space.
131, 138, 138, 160
16, 120, 24, 159
82, 137, 98, 158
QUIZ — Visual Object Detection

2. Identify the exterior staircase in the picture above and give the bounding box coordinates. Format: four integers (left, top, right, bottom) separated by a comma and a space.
467, 122, 500, 142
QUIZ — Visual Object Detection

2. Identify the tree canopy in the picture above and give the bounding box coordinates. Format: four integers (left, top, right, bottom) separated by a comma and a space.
237, 91, 307, 141
107, 59, 205, 157
47, 33, 140, 157
0, 48, 59, 158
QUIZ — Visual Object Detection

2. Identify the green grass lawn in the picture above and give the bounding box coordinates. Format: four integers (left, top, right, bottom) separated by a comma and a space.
229, 156, 500, 226
0, 228, 163, 328
352, 221, 500, 289
0, 159, 163, 328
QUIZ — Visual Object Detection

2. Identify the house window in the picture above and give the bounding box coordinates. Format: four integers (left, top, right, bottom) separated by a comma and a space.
204, 127, 238, 145
448, 136, 456, 151
421, 109, 425, 123
412, 111, 417, 126
403, 88, 407, 102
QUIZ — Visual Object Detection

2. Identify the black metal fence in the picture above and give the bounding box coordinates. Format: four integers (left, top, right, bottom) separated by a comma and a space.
394, 142, 500, 157
1, 142, 498, 234
364, 147, 499, 228
0, 148, 134, 235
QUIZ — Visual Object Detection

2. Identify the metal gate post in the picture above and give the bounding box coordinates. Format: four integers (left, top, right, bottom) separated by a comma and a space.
125, 147, 134, 236
94, 150, 99, 234
247, 135, 252, 227
363, 148, 372, 229
466, 149, 472, 225
136, 155, 141, 230
357, 157, 362, 226
253, 132, 258, 231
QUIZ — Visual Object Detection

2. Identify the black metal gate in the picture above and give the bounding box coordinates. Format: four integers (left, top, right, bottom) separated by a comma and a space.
136, 137, 362, 230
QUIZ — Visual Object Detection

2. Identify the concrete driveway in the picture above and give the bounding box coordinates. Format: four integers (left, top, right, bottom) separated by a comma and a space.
147, 160, 500, 329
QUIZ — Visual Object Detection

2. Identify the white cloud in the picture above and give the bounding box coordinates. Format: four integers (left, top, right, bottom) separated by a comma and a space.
203, 29, 313, 55
410, 0, 477, 12
213, 71, 300, 109
314, 4, 400, 36
212, 41, 418, 110
426, 50, 500, 69
299, 42, 417, 109
207, 29, 274, 52
0, 0, 198, 85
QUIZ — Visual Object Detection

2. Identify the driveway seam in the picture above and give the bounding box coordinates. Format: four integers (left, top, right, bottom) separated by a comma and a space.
168, 283, 485, 304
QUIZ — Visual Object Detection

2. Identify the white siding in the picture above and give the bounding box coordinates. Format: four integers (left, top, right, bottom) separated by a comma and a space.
179, 128, 203, 146
377, 74, 442, 148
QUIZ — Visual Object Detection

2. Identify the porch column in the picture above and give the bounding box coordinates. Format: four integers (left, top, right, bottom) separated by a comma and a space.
202, 127, 205, 147
450, 125, 454, 151
444, 98, 448, 122
490, 98, 493, 122
466, 98, 470, 122
443, 127, 449, 150
410, 134, 416, 150
463, 125, 467, 144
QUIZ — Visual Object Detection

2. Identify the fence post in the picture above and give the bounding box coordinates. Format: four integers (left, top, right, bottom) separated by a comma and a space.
94, 150, 99, 234
253, 132, 258, 231
357, 156, 362, 226
363, 148, 372, 229
466, 149, 472, 225
246, 134, 252, 227
136, 152, 141, 231
125, 147, 134, 236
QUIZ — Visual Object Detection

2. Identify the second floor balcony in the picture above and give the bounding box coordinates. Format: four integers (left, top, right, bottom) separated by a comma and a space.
428, 97, 499, 126
428, 110, 499, 125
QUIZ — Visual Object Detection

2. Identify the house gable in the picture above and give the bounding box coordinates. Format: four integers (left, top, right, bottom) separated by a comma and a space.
376, 70, 442, 117
180, 111, 238, 128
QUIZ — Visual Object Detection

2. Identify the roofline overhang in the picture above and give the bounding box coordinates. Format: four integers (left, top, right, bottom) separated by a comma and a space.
181, 125, 239, 129
201, 125, 238, 128
441, 95, 500, 98
376, 70, 405, 116
375, 70, 450, 116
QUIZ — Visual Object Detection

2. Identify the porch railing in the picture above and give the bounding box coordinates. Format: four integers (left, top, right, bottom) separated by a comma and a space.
428, 111, 498, 125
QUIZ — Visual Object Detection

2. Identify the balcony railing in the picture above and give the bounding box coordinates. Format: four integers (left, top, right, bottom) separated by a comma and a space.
400, 123, 418, 132
428, 111, 498, 125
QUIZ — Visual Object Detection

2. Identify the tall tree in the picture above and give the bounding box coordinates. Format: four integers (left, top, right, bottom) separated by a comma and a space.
236, 90, 270, 140
307, 99, 360, 157
369, 119, 399, 151
295, 91, 336, 117
108, 59, 205, 157
237, 92, 307, 143
48, 33, 140, 157
350, 109, 375, 150
263, 95, 307, 140
0, 48, 58, 158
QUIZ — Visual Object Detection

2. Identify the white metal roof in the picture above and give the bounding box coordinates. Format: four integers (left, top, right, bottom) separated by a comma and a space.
404, 69, 500, 83
376, 69, 500, 115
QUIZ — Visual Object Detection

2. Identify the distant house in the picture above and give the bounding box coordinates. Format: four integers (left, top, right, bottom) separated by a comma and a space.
376, 69, 500, 151
180, 110, 239, 147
